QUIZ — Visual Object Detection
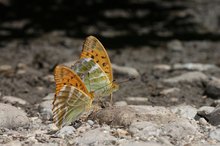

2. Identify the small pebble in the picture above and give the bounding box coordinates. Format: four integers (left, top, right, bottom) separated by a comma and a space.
199, 118, 208, 125
2, 96, 28, 105
154, 64, 171, 71
87, 120, 94, 126
160, 88, 180, 95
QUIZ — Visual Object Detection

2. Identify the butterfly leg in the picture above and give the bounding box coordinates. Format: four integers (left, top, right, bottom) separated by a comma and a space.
110, 93, 113, 106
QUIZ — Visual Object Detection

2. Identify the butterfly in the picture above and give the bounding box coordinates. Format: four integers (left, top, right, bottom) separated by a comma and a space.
53, 65, 94, 128
72, 36, 119, 98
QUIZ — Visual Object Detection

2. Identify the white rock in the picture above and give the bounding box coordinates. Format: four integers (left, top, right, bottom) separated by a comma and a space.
0, 65, 13, 73
209, 128, 220, 142
163, 71, 208, 84
38, 100, 53, 120
56, 126, 76, 138
199, 118, 208, 125
126, 97, 148, 105
154, 64, 171, 71
173, 63, 219, 71
0, 103, 29, 128
114, 101, 128, 106
170, 105, 197, 119
2, 96, 28, 105
112, 64, 139, 77
198, 106, 215, 115
160, 88, 180, 95
74, 127, 117, 145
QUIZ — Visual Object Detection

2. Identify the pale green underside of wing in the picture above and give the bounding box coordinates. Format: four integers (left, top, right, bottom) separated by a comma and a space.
71, 58, 113, 97
53, 85, 91, 128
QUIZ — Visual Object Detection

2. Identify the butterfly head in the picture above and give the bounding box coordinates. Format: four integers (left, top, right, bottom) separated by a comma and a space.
111, 83, 119, 92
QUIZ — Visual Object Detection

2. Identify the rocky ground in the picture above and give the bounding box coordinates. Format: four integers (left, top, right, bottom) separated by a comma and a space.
0, 33, 220, 146
1, 0, 220, 145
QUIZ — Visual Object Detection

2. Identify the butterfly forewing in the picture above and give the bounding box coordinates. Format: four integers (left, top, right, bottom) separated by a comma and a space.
54, 65, 91, 97
80, 36, 113, 81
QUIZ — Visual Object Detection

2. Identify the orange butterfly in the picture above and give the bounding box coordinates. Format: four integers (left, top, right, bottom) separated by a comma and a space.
53, 65, 93, 128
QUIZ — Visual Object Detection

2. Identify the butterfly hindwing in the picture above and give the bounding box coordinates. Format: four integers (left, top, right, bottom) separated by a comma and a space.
53, 85, 92, 128
71, 58, 112, 97
80, 36, 113, 81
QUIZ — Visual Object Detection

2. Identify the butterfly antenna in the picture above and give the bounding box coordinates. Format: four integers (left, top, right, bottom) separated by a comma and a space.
115, 77, 136, 85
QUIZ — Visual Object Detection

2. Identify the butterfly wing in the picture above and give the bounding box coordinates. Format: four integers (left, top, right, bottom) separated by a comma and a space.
54, 65, 92, 98
80, 36, 113, 82
53, 85, 92, 128
71, 58, 112, 97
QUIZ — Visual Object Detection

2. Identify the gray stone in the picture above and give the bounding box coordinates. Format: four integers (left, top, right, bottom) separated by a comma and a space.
160, 88, 180, 95
173, 63, 219, 71
129, 121, 160, 140
112, 64, 139, 77
96, 106, 136, 127
121, 141, 164, 146
2, 96, 28, 105
126, 97, 148, 105
0, 103, 29, 128
163, 71, 208, 84
167, 40, 184, 51
162, 118, 198, 145
56, 126, 76, 138
205, 78, 220, 99
202, 107, 220, 126
170, 105, 197, 119
130, 105, 176, 125
210, 128, 220, 142
38, 100, 53, 120
74, 127, 117, 145
87, 120, 94, 126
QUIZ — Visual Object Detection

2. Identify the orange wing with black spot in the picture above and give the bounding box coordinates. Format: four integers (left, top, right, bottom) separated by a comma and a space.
80, 36, 113, 81
54, 65, 92, 98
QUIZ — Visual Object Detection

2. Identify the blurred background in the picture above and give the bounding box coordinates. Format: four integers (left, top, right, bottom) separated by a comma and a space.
1, 0, 220, 47
0, 0, 220, 108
